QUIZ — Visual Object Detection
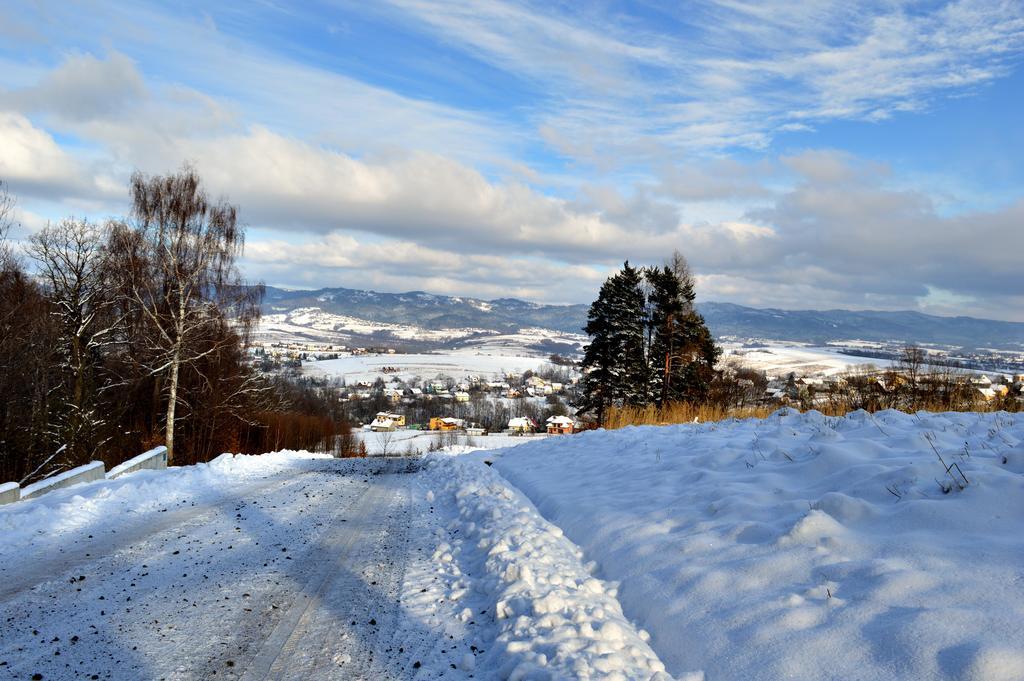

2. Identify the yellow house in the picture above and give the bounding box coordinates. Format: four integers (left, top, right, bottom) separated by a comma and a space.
429, 417, 464, 431
375, 411, 405, 427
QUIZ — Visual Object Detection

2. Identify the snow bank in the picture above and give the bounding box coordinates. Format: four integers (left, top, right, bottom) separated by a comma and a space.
493, 409, 1024, 681
421, 455, 675, 680
0, 450, 330, 558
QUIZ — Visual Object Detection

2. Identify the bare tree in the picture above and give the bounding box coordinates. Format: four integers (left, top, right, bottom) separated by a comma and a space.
107, 166, 260, 464
667, 250, 696, 313
898, 345, 926, 409
0, 180, 64, 483
0, 179, 16, 270
376, 428, 396, 458
27, 219, 121, 464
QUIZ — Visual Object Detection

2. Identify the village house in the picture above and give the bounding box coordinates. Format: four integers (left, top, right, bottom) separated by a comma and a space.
990, 384, 1010, 398
429, 417, 464, 431
453, 391, 471, 403
976, 387, 997, 401
370, 412, 405, 432
546, 415, 575, 435
508, 416, 536, 434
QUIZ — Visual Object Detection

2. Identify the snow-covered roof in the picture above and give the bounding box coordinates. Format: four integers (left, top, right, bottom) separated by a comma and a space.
508, 417, 534, 428
546, 416, 574, 425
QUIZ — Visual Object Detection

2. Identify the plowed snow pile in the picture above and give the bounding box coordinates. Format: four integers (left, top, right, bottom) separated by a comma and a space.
492, 409, 1024, 681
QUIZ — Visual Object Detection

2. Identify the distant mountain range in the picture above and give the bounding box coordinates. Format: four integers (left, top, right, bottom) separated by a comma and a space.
263, 286, 1024, 350
263, 286, 590, 334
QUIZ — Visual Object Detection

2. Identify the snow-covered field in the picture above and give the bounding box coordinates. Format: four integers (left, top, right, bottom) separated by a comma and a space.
259, 308, 491, 344
303, 351, 555, 383
352, 429, 547, 455
492, 409, 1024, 681
721, 342, 891, 376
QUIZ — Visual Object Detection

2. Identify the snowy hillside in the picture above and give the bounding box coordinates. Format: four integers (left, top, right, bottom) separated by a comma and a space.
492, 409, 1024, 681
302, 350, 560, 384
261, 286, 1024, 351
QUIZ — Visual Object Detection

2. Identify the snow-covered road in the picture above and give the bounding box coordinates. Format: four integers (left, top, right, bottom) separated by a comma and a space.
0, 452, 671, 680
1, 458, 436, 679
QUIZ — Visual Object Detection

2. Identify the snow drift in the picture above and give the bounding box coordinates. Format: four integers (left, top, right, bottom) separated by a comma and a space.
492, 409, 1024, 681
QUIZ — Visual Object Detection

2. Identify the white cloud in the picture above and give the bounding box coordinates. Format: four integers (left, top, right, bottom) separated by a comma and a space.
243, 232, 610, 303
377, 0, 1024, 163
0, 112, 122, 202
1, 8, 1022, 320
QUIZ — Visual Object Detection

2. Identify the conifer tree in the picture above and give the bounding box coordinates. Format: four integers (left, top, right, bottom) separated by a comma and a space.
645, 262, 720, 404
577, 261, 651, 424
579, 256, 721, 422
646, 265, 685, 405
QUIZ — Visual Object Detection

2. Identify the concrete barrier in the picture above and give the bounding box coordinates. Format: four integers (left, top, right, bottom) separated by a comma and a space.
106, 446, 168, 479
0, 481, 19, 505
20, 461, 106, 500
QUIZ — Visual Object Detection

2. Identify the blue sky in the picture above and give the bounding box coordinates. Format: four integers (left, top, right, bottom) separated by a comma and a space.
1, 1, 1023, 320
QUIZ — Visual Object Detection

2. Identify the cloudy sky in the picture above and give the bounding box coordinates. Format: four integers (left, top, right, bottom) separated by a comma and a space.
1, 1, 1023, 320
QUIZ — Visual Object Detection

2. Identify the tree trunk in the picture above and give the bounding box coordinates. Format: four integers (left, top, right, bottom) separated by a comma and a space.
165, 346, 180, 466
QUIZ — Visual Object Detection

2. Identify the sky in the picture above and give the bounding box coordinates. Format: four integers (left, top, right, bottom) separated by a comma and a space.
1, 1, 1023, 320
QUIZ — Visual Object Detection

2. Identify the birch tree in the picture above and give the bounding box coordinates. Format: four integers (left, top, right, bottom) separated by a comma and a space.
107, 167, 256, 464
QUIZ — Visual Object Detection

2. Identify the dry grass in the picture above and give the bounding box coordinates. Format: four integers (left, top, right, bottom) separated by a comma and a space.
604, 403, 774, 429
603, 398, 1017, 429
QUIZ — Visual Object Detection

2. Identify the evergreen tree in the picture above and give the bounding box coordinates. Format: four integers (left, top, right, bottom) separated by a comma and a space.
646, 265, 685, 405
578, 256, 721, 422
577, 261, 651, 423
675, 310, 720, 403
645, 264, 719, 404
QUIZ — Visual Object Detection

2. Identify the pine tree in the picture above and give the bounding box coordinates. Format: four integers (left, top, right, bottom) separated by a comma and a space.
609, 262, 652, 406
646, 265, 685, 405
579, 257, 721, 422
577, 261, 651, 424
675, 311, 720, 403
645, 258, 722, 405
577, 279, 615, 425
645, 263, 720, 404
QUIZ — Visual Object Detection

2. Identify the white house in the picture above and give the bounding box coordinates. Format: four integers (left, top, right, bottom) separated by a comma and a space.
370, 411, 405, 431
546, 415, 575, 435
508, 417, 535, 434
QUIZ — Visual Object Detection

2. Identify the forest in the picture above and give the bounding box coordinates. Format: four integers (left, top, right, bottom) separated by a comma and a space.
0, 169, 351, 485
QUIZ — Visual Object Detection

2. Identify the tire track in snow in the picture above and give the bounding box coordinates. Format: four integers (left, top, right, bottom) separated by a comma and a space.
239, 479, 400, 679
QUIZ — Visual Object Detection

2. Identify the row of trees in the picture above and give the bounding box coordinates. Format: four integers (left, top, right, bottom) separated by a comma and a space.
576, 255, 720, 424
0, 171, 349, 485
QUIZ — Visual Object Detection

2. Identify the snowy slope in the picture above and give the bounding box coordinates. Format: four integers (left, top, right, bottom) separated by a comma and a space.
492, 409, 1024, 681
303, 351, 556, 383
